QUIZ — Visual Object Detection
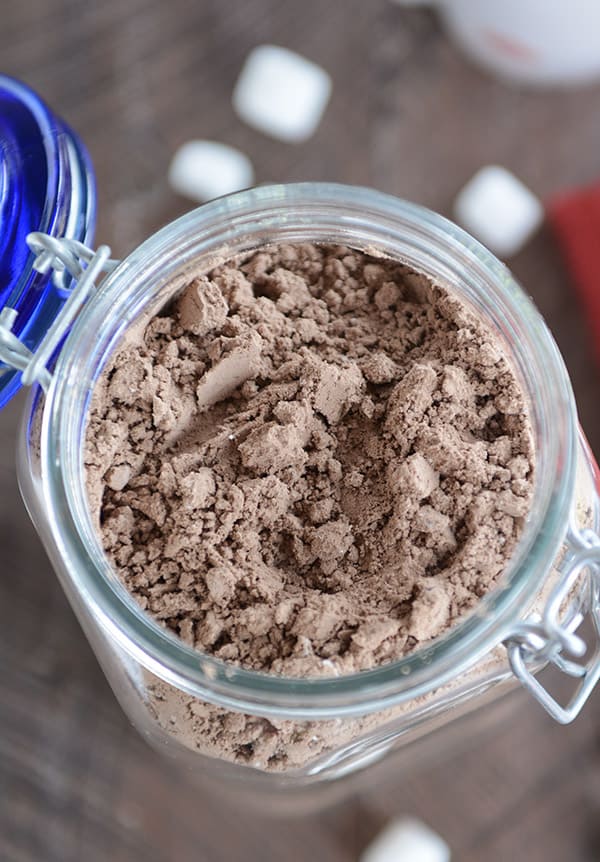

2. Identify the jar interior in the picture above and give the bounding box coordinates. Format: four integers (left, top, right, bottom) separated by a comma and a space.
40, 184, 577, 718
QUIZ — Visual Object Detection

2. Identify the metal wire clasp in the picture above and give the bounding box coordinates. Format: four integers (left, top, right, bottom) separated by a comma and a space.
504, 527, 600, 724
0, 233, 119, 392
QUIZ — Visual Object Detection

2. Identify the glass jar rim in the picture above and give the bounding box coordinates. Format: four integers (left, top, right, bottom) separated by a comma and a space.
38, 183, 577, 718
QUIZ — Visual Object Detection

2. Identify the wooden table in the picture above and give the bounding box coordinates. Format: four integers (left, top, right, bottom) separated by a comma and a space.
1, 3, 600, 860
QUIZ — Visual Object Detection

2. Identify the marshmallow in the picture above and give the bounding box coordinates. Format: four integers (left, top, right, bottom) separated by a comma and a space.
232, 45, 332, 142
361, 818, 451, 862
454, 165, 544, 257
168, 140, 254, 203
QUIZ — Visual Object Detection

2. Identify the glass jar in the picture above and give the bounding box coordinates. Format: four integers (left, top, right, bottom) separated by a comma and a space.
1, 78, 599, 801
7, 182, 600, 798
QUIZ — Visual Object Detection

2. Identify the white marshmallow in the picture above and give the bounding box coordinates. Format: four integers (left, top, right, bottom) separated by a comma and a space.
168, 140, 254, 203
361, 818, 451, 862
454, 165, 544, 257
232, 45, 332, 142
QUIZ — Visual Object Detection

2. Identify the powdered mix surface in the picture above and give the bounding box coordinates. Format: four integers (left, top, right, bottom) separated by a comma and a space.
85, 243, 534, 677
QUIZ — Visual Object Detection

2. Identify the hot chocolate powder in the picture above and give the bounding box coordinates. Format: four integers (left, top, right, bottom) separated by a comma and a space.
85, 243, 534, 678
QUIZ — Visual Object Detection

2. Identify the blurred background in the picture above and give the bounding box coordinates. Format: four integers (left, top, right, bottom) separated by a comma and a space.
1, 2, 600, 860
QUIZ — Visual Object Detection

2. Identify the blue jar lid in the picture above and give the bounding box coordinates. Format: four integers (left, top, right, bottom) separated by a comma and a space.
0, 75, 96, 408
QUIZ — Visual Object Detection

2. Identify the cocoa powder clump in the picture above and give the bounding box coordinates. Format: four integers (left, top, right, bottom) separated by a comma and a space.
85, 243, 534, 676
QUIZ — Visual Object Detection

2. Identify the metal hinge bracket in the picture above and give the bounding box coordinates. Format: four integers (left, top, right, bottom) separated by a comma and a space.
0, 233, 119, 392
504, 527, 600, 724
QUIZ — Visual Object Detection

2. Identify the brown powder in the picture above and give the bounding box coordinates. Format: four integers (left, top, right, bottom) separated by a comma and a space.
85, 243, 534, 681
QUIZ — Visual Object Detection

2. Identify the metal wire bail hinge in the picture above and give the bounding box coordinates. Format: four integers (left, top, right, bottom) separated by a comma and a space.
0, 233, 120, 392
504, 530, 600, 724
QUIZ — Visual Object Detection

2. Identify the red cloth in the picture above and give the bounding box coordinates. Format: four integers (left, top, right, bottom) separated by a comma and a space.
548, 182, 600, 363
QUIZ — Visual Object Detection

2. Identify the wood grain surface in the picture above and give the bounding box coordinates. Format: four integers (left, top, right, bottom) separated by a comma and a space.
1, 3, 600, 860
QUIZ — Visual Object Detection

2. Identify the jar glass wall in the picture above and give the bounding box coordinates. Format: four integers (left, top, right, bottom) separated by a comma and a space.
15, 184, 600, 792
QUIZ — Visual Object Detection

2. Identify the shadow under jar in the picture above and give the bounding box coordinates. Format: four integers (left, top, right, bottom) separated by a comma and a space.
5, 179, 600, 803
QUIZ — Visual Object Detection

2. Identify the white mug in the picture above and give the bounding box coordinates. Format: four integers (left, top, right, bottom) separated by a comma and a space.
395, 0, 600, 86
